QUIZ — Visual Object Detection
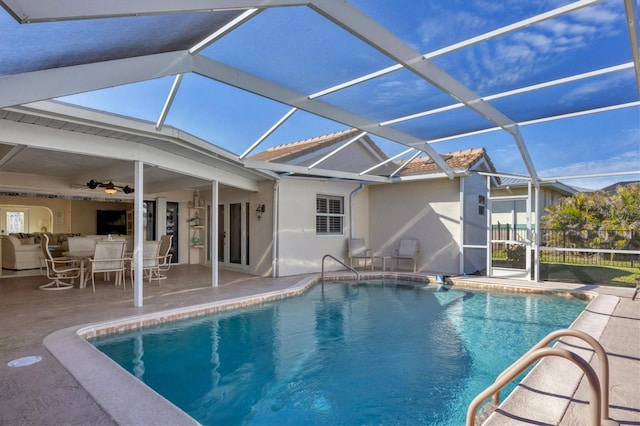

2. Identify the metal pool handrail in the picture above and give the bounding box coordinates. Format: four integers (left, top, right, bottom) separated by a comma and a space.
321, 254, 360, 282
466, 328, 615, 426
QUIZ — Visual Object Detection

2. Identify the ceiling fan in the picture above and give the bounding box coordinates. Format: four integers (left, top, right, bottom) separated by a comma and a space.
86, 179, 134, 194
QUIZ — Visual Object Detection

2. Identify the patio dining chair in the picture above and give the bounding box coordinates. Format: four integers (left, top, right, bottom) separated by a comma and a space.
391, 238, 418, 273
39, 234, 81, 290
87, 241, 127, 292
129, 240, 162, 287
347, 238, 373, 270
154, 234, 173, 280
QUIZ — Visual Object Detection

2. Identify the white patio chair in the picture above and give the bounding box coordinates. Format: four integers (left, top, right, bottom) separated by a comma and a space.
391, 238, 418, 272
130, 240, 162, 287
347, 238, 372, 270
39, 234, 81, 290
155, 234, 173, 280
87, 241, 127, 292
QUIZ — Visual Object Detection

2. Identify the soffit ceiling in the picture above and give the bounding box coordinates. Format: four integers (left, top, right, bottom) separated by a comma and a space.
0, 0, 638, 187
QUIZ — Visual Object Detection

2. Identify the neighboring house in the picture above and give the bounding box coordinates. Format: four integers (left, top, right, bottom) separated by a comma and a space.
491, 177, 577, 241
249, 130, 499, 276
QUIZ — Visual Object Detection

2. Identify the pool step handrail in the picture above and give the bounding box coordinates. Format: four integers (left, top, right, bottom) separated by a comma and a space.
321, 254, 360, 282
466, 328, 616, 426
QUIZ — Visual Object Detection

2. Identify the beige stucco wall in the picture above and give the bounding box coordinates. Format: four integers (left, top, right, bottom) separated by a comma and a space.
275, 178, 364, 276
368, 178, 462, 275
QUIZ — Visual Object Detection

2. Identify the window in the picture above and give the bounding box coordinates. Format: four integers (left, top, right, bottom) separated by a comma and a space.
6, 211, 26, 233
316, 195, 344, 235
478, 195, 486, 216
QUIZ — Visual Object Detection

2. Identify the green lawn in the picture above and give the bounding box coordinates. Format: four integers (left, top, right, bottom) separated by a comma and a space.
540, 263, 640, 287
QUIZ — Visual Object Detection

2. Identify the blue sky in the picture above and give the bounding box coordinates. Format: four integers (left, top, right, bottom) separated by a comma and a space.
58, 0, 638, 190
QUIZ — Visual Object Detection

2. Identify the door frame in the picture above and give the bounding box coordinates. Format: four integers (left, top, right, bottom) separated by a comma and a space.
213, 199, 250, 270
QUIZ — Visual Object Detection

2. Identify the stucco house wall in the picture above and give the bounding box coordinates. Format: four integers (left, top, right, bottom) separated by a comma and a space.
275, 178, 362, 276
368, 178, 462, 275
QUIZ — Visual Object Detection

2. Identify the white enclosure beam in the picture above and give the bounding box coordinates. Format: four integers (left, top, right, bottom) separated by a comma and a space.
624, 0, 640, 98
390, 151, 422, 178
156, 74, 184, 131
189, 8, 261, 55
240, 107, 297, 159
0, 52, 192, 108
359, 147, 415, 176
243, 160, 390, 182
307, 131, 367, 169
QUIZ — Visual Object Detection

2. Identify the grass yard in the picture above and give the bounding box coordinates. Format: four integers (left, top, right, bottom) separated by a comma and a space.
540, 263, 640, 287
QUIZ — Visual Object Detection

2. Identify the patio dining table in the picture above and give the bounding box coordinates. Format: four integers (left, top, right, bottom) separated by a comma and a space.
62, 250, 94, 289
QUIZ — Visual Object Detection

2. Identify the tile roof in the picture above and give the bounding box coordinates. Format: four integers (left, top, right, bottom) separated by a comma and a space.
397, 147, 495, 176
247, 128, 386, 163
249, 129, 496, 178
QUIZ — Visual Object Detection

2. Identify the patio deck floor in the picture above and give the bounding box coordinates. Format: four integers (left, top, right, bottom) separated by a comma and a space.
0, 265, 638, 425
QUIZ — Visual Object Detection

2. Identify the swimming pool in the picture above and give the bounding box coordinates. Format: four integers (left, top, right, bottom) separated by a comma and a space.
90, 280, 587, 425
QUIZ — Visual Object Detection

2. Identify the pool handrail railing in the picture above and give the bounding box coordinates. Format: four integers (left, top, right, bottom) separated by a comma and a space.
321, 254, 360, 282
466, 328, 616, 426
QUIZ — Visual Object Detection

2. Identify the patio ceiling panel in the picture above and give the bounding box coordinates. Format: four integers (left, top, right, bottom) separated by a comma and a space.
386, 107, 496, 142
164, 73, 302, 153
429, 0, 632, 98
0, 0, 306, 22
316, 68, 458, 124
348, 0, 583, 55
487, 68, 639, 122
199, 6, 396, 95
0, 10, 243, 75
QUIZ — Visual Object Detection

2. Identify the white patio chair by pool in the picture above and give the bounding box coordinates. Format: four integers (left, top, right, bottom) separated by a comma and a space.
347, 238, 373, 270
87, 240, 127, 292
130, 240, 161, 287
391, 238, 418, 273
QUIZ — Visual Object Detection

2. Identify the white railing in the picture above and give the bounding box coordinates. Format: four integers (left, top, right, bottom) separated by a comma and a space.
466, 328, 616, 426
321, 254, 360, 282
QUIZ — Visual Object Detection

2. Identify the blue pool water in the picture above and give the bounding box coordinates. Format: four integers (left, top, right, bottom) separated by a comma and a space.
90, 280, 587, 425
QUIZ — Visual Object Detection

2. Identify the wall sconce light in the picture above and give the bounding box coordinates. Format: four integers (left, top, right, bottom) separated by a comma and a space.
256, 203, 265, 220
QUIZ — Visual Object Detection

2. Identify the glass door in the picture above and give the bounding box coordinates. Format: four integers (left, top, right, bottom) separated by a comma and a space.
217, 201, 249, 268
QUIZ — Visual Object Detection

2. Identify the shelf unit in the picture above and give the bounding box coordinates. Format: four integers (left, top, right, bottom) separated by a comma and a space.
126, 210, 133, 235
188, 206, 205, 264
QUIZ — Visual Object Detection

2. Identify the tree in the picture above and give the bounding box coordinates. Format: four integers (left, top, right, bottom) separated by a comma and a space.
542, 183, 640, 250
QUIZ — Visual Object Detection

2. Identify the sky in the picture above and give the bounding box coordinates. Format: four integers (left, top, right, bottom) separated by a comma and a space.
50, 0, 639, 190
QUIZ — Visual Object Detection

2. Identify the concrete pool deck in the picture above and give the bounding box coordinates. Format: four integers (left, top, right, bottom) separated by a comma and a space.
0, 265, 638, 425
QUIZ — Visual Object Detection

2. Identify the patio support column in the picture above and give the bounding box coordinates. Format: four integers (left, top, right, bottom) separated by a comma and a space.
211, 180, 218, 287
526, 181, 533, 280
486, 175, 493, 277
459, 176, 465, 275
133, 161, 144, 307
533, 185, 541, 282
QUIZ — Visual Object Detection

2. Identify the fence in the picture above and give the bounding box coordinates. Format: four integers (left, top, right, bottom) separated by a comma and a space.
490, 226, 640, 269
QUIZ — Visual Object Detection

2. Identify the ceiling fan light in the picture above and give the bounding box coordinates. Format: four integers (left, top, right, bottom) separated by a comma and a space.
103, 181, 117, 194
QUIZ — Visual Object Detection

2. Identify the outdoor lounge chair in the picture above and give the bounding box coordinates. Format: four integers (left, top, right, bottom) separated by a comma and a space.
347, 238, 373, 270
391, 238, 418, 272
